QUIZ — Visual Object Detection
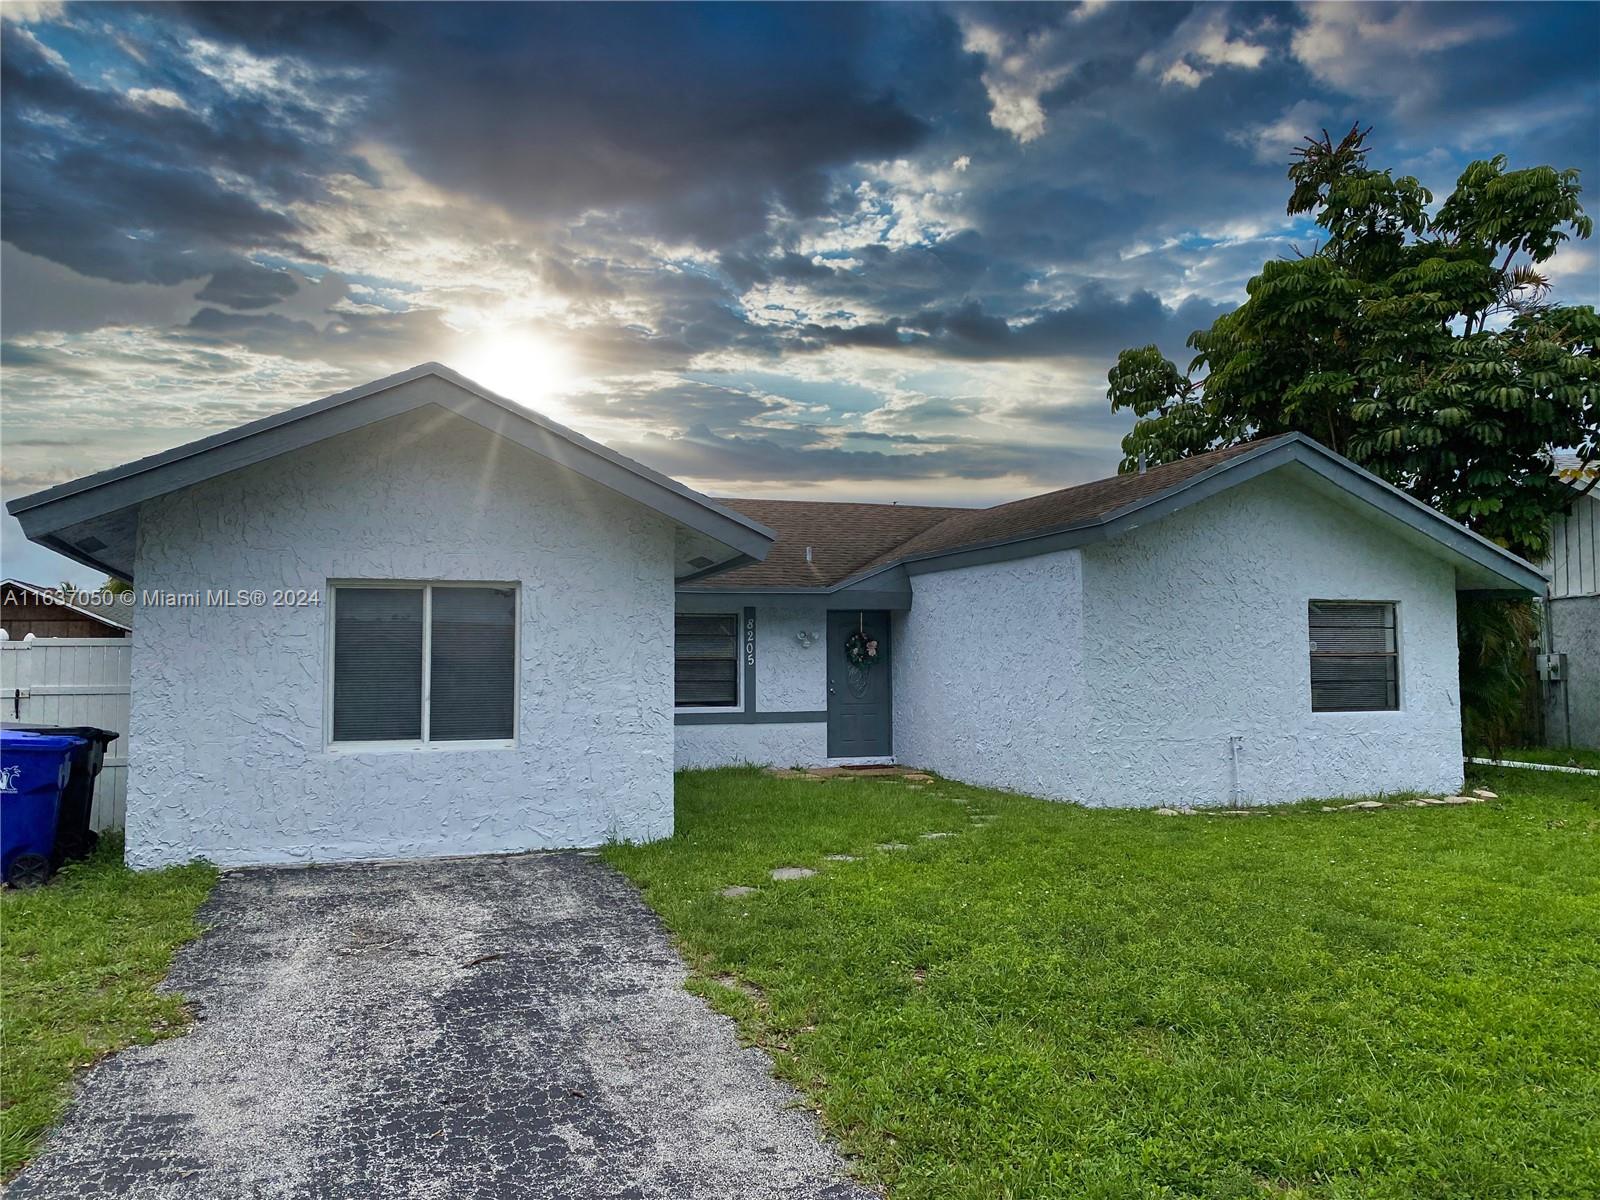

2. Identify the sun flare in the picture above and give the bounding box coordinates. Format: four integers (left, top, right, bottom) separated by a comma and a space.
455, 335, 577, 415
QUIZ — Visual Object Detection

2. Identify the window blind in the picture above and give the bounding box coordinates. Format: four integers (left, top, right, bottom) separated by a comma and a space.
1309, 601, 1398, 712
675, 612, 738, 707
429, 586, 516, 741
332, 588, 424, 740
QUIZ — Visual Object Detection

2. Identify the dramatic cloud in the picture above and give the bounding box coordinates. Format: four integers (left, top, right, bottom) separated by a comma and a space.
1, 1, 1596, 584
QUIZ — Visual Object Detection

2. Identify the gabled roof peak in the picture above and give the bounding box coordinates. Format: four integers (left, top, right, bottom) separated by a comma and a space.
7, 363, 775, 581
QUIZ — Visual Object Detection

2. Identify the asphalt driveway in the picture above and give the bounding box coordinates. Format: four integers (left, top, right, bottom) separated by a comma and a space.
8, 853, 873, 1199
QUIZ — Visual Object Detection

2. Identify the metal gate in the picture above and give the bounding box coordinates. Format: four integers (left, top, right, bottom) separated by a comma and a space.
1, 638, 132, 830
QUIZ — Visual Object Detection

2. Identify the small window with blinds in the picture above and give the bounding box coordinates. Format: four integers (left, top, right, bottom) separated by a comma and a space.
331, 583, 517, 745
675, 612, 739, 708
1308, 601, 1398, 712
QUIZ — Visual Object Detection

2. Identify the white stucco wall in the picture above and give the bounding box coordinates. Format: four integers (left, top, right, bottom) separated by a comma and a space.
674, 721, 828, 769
127, 405, 677, 868
892, 473, 1465, 806
893, 550, 1085, 796
753, 603, 827, 710
1075, 472, 1462, 805
672, 602, 829, 769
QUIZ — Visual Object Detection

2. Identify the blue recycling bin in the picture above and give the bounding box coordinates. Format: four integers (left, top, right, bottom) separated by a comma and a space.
1, 731, 82, 888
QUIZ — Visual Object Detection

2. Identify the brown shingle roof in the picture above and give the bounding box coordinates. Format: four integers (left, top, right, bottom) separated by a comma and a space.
705, 499, 967, 589
692, 436, 1294, 590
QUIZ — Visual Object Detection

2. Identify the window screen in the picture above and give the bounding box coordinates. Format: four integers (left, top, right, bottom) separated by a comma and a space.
430, 587, 516, 741
332, 584, 516, 744
675, 612, 739, 707
1309, 601, 1398, 711
333, 588, 424, 741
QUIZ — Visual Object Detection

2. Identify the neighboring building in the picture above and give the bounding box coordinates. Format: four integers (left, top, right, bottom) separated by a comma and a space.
1541, 453, 1599, 749
8, 364, 1545, 868
0, 578, 131, 639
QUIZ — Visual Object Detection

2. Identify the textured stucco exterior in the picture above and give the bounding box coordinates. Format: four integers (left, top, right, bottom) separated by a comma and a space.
672, 602, 829, 768
1074, 473, 1463, 805
893, 550, 1085, 796
751, 604, 828, 711
127, 406, 677, 868
891, 474, 1464, 806
674, 721, 828, 769
1544, 595, 1600, 750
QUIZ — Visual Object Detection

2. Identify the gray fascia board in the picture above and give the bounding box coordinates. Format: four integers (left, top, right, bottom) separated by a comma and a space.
9, 363, 775, 562
8, 362, 443, 515
1278, 441, 1547, 595
675, 710, 825, 729
675, 709, 826, 726
674, 554, 757, 585
827, 433, 1544, 595
676, 586, 912, 611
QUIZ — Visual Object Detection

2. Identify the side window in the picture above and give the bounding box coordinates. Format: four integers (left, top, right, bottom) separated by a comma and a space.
1308, 601, 1398, 711
675, 613, 739, 708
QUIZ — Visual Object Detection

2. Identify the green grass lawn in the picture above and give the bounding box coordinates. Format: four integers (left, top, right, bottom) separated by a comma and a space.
608, 766, 1600, 1200
0, 836, 215, 1178
1476, 745, 1600, 772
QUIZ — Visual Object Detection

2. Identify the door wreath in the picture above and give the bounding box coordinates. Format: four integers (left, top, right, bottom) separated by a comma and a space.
843, 615, 879, 668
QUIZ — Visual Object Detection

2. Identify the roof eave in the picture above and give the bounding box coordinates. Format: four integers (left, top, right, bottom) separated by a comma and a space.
8, 364, 776, 570
817, 434, 1545, 596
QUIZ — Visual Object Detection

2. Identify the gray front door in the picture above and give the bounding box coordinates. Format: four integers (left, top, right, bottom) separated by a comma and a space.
826, 610, 892, 758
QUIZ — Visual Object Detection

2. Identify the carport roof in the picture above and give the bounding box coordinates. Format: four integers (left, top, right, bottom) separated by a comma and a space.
7, 363, 776, 582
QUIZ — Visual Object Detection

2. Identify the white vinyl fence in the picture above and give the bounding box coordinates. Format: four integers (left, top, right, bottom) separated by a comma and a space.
1, 638, 132, 830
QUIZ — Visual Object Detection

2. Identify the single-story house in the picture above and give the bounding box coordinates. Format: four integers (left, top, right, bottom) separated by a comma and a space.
7, 363, 1545, 868
1, 578, 132, 639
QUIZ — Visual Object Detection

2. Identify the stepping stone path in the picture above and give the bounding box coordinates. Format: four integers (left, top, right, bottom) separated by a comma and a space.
875, 842, 910, 851
823, 854, 859, 862
771, 867, 816, 881
920, 832, 954, 839
719, 886, 757, 899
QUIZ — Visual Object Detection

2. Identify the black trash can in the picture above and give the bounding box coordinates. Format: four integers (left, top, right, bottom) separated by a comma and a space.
1, 723, 119, 863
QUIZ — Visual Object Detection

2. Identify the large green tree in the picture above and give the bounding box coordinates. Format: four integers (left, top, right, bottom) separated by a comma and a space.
1107, 126, 1597, 747
1109, 125, 1597, 564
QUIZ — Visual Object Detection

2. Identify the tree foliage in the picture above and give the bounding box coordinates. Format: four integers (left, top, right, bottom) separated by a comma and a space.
1109, 124, 1597, 564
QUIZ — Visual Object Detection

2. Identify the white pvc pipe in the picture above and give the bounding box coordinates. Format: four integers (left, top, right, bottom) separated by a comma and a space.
1466, 757, 1600, 777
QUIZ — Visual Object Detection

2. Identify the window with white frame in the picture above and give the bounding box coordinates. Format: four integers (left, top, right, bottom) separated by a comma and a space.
674, 612, 739, 708
1308, 601, 1398, 712
331, 583, 517, 744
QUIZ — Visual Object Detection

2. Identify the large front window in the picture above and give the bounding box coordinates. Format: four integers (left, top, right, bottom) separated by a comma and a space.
331, 583, 516, 745
674, 612, 739, 708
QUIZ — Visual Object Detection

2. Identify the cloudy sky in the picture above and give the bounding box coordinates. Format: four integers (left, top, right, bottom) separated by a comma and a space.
3, 1, 1597, 586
